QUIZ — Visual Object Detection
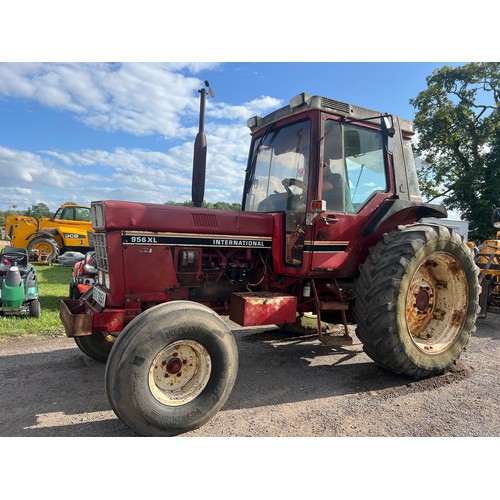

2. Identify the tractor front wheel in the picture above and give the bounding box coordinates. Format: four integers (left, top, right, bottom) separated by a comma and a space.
354, 223, 479, 379
105, 301, 238, 436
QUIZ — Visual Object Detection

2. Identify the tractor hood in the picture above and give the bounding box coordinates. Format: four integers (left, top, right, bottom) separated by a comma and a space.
90, 200, 275, 239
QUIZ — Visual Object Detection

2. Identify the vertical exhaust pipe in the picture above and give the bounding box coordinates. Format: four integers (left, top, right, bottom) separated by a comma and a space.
192, 80, 215, 208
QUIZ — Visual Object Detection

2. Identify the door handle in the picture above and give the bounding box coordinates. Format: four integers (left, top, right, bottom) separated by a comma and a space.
322, 217, 339, 224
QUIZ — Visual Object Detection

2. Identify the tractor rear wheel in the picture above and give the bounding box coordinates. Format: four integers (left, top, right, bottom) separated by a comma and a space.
354, 223, 479, 379
27, 237, 60, 264
75, 332, 115, 363
105, 301, 238, 436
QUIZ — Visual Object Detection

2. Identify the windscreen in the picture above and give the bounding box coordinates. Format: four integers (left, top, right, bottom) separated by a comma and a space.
244, 121, 310, 213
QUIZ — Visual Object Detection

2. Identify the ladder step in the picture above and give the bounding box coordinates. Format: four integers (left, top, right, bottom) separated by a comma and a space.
318, 301, 349, 311
319, 333, 353, 347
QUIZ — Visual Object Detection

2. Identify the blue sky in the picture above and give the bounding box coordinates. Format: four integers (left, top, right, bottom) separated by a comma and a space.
1, 2, 496, 215
0, 62, 465, 213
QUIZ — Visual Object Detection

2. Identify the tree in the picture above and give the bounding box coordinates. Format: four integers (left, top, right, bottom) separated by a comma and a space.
410, 62, 500, 241
24, 202, 51, 219
165, 200, 241, 210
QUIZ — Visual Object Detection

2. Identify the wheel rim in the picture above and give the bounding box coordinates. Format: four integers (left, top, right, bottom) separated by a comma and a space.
33, 241, 53, 256
148, 340, 211, 406
405, 251, 468, 355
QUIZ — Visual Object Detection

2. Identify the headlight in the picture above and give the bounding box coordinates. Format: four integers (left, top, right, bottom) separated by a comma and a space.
104, 273, 110, 289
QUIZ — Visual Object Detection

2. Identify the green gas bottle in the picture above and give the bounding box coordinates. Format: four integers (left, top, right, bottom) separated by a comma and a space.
1, 266, 25, 308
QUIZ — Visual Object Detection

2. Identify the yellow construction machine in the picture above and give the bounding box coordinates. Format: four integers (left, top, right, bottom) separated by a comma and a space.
5, 204, 93, 264
477, 206, 500, 318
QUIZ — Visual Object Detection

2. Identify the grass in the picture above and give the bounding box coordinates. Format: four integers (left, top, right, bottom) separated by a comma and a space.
0, 261, 73, 338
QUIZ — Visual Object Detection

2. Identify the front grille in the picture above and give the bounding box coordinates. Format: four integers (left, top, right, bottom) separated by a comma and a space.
93, 232, 108, 271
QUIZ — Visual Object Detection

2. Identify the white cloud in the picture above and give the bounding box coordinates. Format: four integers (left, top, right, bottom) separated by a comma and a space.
0, 141, 250, 211
0, 63, 220, 138
0, 63, 283, 211
209, 96, 283, 121
0, 63, 282, 140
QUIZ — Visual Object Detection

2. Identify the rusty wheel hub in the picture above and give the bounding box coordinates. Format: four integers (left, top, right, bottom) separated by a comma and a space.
148, 340, 211, 406
406, 252, 468, 354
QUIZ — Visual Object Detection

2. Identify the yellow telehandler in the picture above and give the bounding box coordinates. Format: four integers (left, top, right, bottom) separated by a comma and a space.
5, 204, 93, 264
477, 206, 500, 318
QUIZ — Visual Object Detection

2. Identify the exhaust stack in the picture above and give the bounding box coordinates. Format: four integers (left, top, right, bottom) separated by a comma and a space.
192, 80, 215, 208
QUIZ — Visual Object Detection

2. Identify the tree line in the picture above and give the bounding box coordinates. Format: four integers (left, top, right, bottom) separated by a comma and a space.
165, 200, 242, 210
0, 202, 53, 226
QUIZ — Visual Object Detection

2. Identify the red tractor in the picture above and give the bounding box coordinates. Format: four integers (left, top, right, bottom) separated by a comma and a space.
68, 251, 97, 300
60, 91, 479, 436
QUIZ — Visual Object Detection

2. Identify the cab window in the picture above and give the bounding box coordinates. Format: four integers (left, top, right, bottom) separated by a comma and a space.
323, 121, 386, 213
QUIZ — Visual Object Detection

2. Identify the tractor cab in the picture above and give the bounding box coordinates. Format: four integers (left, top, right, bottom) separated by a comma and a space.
243, 93, 442, 277
52, 205, 91, 222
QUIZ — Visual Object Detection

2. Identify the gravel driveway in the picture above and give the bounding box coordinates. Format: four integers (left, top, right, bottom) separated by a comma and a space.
1, 314, 499, 437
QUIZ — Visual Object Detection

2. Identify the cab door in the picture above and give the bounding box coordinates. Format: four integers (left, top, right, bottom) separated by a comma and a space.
310, 117, 389, 272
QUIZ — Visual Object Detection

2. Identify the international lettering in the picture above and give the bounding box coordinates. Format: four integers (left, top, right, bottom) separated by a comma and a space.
212, 239, 265, 247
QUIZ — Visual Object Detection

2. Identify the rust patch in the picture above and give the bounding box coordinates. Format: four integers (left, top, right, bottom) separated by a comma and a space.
450, 309, 465, 327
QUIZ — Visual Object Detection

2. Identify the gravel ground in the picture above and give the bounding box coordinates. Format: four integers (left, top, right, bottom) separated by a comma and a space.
1, 313, 498, 498
0, 314, 499, 438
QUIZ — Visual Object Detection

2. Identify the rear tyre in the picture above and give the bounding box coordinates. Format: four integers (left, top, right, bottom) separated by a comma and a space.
354, 223, 479, 379
27, 237, 60, 264
75, 332, 115, 363
105, 301, 238, 436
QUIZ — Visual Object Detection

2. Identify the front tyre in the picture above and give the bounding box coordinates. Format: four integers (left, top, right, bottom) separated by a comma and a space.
105, 301, 238, 436
354, 223, 479, 379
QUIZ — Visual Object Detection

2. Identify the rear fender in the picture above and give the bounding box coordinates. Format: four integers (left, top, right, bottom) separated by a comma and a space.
361, 199, 448, 237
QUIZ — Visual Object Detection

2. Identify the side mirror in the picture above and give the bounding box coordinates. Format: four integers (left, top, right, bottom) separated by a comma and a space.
382, 114, 395, 154
383, 115, 395, 136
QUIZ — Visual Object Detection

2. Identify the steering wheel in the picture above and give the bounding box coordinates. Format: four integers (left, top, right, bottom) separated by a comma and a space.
3, 252, 26, 265
281, 178, 306, 194
281, 178, 308, 211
